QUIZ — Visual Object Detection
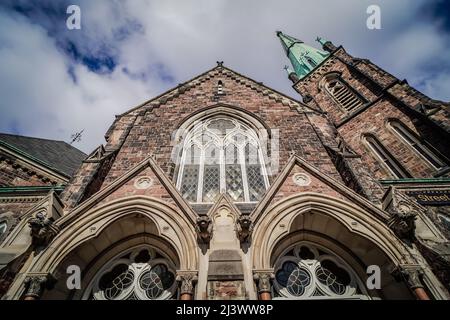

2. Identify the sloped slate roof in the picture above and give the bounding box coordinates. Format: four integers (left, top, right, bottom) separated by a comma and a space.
0, 133, 87, 177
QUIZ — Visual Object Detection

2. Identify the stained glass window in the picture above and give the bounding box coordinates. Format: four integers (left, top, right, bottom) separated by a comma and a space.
225, 144, 244, 201
89, 248, 176, 300
180, 145, 200, 202
274, 243, 364, 299
176, 116, 269, 203
203, 145, 221, 202
245, 144, 266, 201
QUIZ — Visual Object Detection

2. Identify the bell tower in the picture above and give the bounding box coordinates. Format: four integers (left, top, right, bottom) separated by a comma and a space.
277, 31, 450, 293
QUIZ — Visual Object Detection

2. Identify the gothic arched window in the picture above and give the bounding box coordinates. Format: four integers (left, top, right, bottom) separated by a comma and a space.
363, 134, 411, 179
388, 120, 447, 170
273, 243, 367, 299
321, 73, 367, 113
86, 247, 176, 300
176, 116, 269, 203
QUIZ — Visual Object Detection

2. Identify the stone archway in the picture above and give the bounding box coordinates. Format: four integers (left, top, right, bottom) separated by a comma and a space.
6, 196, 199, 300
251, 193, 427, 300
41, 214, 180, 300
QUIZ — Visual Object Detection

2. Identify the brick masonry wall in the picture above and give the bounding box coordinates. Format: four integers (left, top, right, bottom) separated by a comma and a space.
339, 99, 443, 179
294, 53, 383, 125
0, 200, 40, 242
93, 67, 344, 196
0, 155, 55, 187
294, 49, 450, 180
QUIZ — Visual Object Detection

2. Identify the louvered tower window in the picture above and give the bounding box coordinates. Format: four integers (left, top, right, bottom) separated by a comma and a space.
322, 74, 367, 113
217, 80, 224, 95
363, 134, 411, 179
176, 116, 269, 203
388, 120, 446, 170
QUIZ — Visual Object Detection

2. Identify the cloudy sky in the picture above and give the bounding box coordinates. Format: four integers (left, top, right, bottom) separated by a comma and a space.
0, 0, 449, 153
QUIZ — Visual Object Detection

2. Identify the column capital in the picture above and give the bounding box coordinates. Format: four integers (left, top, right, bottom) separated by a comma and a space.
253, 270, 274, 293
23, 273, 55, 300
391, 265, 424, 289
176, 271, 198, 295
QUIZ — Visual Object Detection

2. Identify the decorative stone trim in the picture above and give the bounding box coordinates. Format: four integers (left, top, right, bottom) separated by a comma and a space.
292, 173, 311, 186
253, 270, 274, 294
391, 265, 425, 289
23, 273, 55, 300
0, 196, 44, 203
134, 176, 153, 189
122, 65, 311, 117
176, 271, 198, 295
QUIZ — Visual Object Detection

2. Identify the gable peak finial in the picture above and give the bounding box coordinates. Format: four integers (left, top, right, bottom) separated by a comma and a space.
216, 61, 224, 67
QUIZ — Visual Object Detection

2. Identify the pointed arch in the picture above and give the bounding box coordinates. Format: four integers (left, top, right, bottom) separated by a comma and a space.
386, 119, 448, 170
362, 133, 411, 179
252, 192, 414, 269
22, 196, 198, 277
173, 104, 271, 203
251, 193, 417, 299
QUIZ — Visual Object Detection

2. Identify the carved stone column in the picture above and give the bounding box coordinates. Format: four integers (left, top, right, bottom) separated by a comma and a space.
23, 274, 53, 300
392, 266, 430, 300
176, 271, 198, 300
253, 271, 274, 300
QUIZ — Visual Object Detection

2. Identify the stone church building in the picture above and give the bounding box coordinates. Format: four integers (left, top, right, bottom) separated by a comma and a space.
0, 32, 449, 300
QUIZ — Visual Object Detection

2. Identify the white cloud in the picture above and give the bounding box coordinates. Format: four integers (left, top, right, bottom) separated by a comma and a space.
0, 11, 157, 152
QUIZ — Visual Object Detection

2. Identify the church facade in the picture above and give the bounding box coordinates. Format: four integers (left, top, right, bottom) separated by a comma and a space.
0, 32, 449, 300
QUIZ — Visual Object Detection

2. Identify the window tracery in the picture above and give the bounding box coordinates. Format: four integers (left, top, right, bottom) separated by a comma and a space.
274, 243, 366, 299
87, 247, 176, 300
176, 116, 269, 203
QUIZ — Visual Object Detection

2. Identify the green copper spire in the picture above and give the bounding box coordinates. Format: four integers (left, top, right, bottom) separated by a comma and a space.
277, 31, 329, 80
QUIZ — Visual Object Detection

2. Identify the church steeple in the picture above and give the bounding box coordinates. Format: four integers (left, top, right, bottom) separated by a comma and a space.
277, 31, 329, 81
